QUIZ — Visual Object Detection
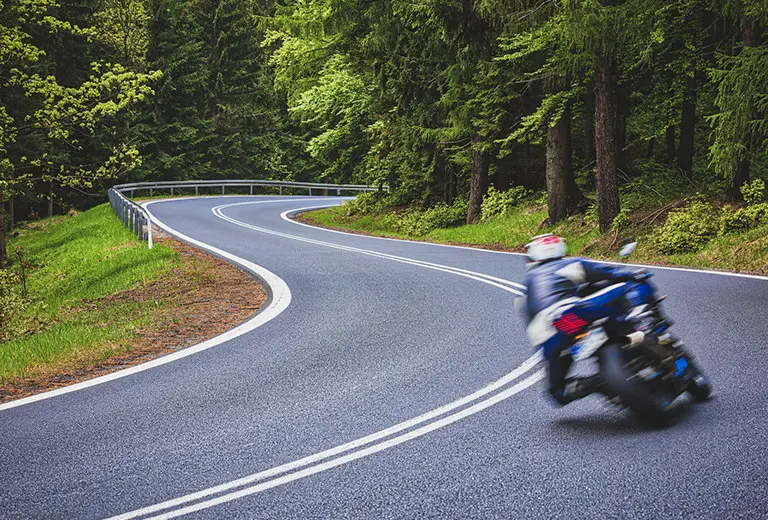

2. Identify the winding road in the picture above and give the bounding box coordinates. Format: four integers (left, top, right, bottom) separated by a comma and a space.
1, 196, 767, 519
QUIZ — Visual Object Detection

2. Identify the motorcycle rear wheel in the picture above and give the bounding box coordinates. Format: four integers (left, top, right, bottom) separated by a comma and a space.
686, 364, 711, 401
599, 343, 673, 426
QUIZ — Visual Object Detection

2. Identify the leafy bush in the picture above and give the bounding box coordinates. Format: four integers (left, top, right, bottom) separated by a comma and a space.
343, 192, 382, 216
612, 208, 632, 231
393, 199, 468, 237
719, 203, 768, 234
718, 180, 768, 234
0, 269, 27, 341
654, 198, 720, 254
741, 178, 766, 205
480, 186, 530, 221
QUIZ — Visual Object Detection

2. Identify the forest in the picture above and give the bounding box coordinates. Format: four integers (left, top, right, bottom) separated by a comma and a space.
2, 0, 768, 265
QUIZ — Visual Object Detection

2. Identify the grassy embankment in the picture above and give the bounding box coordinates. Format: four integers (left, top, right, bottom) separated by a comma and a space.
0, 204, 176, 384
302, 201, 768, 275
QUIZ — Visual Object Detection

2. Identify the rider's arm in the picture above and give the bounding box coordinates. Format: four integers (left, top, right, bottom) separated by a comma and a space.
581, 259, 650, 284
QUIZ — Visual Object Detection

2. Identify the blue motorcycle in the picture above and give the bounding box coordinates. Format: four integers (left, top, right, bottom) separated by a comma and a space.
570, 243, 711, 425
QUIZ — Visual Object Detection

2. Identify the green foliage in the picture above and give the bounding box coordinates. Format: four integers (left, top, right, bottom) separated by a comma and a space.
93, 0, 151, 70
708, 46, 768, 181
342, 192, 383, 217
480, 185, 530, 221
620, 160, 697, 208
1, 204, 176, 381
719, 203, 768, 235
655, 198, 720, 254
392, 199, 469, 237
0, 269, 27, 341
288, 55, 373, 182
612, 207, 631, 231
718, 180, 768, 234
740, 178, 766, 205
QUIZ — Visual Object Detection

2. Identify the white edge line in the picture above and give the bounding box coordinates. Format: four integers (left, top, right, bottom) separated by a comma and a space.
211, 202, 526, 293
277, 205, 526, 290
108, 202, 543, 519
0, 200, 295, 413
282, 202, 768, 282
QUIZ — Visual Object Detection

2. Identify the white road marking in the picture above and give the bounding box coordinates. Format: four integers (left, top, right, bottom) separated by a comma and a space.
109, 358, 542, 520
108, 201, 542, 519
140, 372, 545, 520
282, 203, 768, 282
0, 199, 299, 412
212, 202, 526, 293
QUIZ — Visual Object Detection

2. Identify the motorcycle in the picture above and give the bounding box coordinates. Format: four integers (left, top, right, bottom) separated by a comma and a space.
568, 241, 711, 425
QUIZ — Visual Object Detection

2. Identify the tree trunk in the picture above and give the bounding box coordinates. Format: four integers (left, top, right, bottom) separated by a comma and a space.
726, 159, 750, 201
645, 137, 655, 159
8, 195, 14, 232
665, 125, 676, 162
0, 189, 6, 266
594, 52, 620, 232
546, 104, 584, 224
467, 140, 489, 224
546, 109, 570, 225
584, 81, 595, 166
48, 178, 54, 218
617, 80, 630, 175
678, 73, 696, 177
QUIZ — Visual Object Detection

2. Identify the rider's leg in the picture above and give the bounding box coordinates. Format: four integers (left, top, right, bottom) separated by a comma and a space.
542, 334, 603, 405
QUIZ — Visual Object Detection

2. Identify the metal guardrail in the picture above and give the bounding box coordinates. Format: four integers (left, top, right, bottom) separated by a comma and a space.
108, 179, 386, 248
108, 187, 153, 248
112, 179, 386, 198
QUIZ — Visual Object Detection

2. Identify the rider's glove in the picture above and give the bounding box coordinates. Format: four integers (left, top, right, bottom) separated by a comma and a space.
631, 269, 652, 282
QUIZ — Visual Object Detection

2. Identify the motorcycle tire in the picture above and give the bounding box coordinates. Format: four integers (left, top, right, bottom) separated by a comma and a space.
686, 364, 711, 402
599, 343, 673, 426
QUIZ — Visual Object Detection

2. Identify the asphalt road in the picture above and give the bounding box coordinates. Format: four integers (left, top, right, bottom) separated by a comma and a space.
1, 196, 767, 519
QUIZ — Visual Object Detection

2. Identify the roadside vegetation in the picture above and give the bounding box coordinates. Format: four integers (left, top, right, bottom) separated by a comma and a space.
301, 176, 768, 275
0, 204, 265, 399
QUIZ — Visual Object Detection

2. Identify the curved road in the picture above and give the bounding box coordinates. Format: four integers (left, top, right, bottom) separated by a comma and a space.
1, 196, 767, 519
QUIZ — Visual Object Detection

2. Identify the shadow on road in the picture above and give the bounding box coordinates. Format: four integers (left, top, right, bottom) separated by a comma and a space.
551, 399, 699, 436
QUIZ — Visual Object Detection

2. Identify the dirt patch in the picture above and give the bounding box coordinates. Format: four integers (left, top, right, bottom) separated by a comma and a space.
0, 229, 267, 402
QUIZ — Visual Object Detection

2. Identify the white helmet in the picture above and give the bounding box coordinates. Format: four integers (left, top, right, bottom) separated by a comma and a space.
526, 234, 566, 262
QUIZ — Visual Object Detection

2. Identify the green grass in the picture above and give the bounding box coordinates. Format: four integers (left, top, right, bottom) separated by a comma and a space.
1, 204, 176, 383
302, 203, 768, 275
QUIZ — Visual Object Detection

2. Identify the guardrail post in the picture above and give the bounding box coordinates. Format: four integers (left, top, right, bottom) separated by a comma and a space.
222, 186, 225, 195
250, 185, 253, 195
280, 187, 283, 195
150, 187, 153, 197
171, 187, 174, 196
195, 186, 199, 196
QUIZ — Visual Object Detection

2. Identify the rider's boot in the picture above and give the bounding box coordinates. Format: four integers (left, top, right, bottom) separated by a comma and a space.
561, 375, 605, 403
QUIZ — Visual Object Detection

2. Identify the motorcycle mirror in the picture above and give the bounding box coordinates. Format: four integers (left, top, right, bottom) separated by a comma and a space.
619, 241, 638, 258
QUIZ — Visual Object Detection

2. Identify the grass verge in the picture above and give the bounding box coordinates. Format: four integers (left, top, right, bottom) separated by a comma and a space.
1, 204, 266, 400
299, 203, 768, 275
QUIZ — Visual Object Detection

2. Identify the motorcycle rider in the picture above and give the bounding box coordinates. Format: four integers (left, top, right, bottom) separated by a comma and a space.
523, 234, 663, 405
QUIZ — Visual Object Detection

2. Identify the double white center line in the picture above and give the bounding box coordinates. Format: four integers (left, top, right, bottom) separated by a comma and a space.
110, 200, 543, 519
